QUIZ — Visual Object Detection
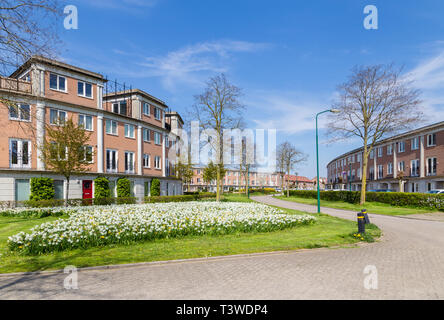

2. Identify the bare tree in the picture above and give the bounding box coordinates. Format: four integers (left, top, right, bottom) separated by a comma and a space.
235, 137, 256, 196
191, 73, 244, 201
277, 142, 307, 197
327, 64, 423, 204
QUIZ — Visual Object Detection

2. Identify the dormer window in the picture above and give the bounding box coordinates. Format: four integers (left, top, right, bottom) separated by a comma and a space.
49, 73, 66, 92
113, 101, 127, 116
78, 81, 93, 98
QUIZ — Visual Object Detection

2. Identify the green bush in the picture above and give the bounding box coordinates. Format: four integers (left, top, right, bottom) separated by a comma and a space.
94, 177, 111, 199
288, 190, 444, 211
144, 194, 216, 203
151, 178, 161, 196
116, 178, 131, 198
30, 177, 55, 201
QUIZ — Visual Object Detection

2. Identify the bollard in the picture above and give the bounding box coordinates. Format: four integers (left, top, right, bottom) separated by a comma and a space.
357, 212, 366, 234
362, 209, 370, 224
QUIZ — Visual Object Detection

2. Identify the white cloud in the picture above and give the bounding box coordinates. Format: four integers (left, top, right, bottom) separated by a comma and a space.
138, 40, 270, 91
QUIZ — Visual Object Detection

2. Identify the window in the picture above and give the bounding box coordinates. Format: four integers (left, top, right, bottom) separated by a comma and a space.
387, 144, 393, 155
143, 103, 150, 116
398, 161, 405, 172
427, 134, 436, 147
125, 152, 135, 173
378, 165, 384, 179
398, 141, 405, 153
427, 157, 437, 176
78, 81, 93, 98
378, 147, 383, 158
410, 159, 420, 177
411, 137, 419, 150
154, 107, 161, 120
357, 153, 362, 163
10, 139, 31, 168
112, 101, 127, 116
49, 142, 67, 160
369, 167, 374, 180
154, 132, 161, 145
78, 114, 93, 131
49, 109, 66, 125
105, 119, 118, 135
143, 154, 150, 168
106, 149, 117, 173
143, 128, 151, 142
9, 104, 30, 121
49, 73, 66, 92
370, 150, 374, 159
154, 156, 161, 169
387, 162, 393, 175
81, 146, 93, 163
124, 124, 135, 138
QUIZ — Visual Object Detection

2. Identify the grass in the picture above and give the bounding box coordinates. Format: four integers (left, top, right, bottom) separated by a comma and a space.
0, 197, 380, 274
275, 195, 437, 216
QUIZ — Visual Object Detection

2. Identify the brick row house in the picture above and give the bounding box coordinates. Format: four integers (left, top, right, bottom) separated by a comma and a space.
0, 56, 183, 202
326, 121, 444, 193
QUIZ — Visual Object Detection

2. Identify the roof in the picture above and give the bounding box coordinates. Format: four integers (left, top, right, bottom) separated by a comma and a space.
104, 88, 167, 107
10, 55, 105, 81
285, 175, 313, 183
327, 121, 444, 166
166, 111, 184, 125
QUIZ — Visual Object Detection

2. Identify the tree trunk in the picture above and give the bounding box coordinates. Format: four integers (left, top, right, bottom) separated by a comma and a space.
360, 151, 368, 205
216, 166, 221, 202
65, 177, 70, 207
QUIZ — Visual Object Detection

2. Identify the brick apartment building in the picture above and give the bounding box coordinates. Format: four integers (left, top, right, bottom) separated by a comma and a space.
0, 56, 183, 202
326, 121, 444, 193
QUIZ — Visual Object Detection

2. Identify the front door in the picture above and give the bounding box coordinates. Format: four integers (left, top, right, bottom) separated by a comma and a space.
82, 180, 93, 199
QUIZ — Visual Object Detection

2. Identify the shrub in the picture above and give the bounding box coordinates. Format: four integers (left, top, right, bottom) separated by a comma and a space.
94, 177, 111, 199
144, 194, 216, 203
151, 178, 161, 196
30, 178, 55, 201
116, 178, 131, 198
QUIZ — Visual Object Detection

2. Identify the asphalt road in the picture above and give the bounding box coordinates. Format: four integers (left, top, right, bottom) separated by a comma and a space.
1, 195, 444, 300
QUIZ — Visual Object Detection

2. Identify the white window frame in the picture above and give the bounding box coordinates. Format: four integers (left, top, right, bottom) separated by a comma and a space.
410, 159, 420, 177
125, 151, 135, 174
77, 81, 93, 98
427, 157, 437, 176
154, 132, 162, 145
49, 73, 67, 92
9, 139, 31, 168
124, 124, 135, 139
49, 109, 66, 126
9, 104, 31, 122
370, 150, 374, 159
143, 128, 151, 142
387, 145, 393, 155
112, 101, 128, 116
154, 107, 161, 120
78, 114, 93, 131
377, 165, 384, 179
387, 162, 393, 175
105, 119, 118, 135
106, 149, 118, 173
398, 161, 405, 172
143, 154, 150, 168
143, 102, 150, 116
411, 137, 419, 150
154, 156, 161, 169
427, 134, 436, 147
377, 147, 383, 158
82, 146, 94, 163
398, 141, 405, 153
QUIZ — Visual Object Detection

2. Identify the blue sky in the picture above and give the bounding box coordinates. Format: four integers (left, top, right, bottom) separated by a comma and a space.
60, 0, 444, 177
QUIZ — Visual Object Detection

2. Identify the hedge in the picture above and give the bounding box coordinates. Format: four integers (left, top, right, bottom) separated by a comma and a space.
94, 177, 111, 199
287, 190, 444, 211
151, 178, 161, 196
144, 194, 216, 203
30, 177, 55, 201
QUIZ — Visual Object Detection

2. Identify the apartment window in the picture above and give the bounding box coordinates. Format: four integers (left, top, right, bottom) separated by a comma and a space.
427, 134, 436, 147
377, 165, 384, 179
411, 183, 419, 193
154, 132, 161, 145
387, 144, 393, 155
49, 73, 66, 92
78, 114, 93, 131
369, 167, 374, 180
124, 152, 135, 173
112, 101, 128, 116
357, 153, 362, 163
398, 161, 405, 172
78, 81, 93, 98
81, 146, 93, 163
427, 157, 437, 176
106, 149, 117, 173
154, 156, 161, 169
9, 139, 31, 168
143, 154, 150, 168
143, 128, 151, 142
369, 150, 374, 159
398, 141, 405, 153
428, 183, 433, 192
124, 124, 135, 138
357, 168, 361, 179
411, 137, 419, 150
387, 162, 393, 175
154, 107, 161, 120
49, 142, 67, 160
49, 109, 66, 125
410, 159, 420, 177
9, 104, 30, 121
378, 147, 383, 158
143, 103, 150, 116
105, 119, 118, 135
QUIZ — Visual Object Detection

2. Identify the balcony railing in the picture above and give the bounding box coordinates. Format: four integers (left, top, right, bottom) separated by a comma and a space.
0, 76, 32, 94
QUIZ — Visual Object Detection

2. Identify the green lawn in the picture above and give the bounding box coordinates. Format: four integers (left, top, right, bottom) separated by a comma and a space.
275, 195, 437, 216
0, 198, 380, 274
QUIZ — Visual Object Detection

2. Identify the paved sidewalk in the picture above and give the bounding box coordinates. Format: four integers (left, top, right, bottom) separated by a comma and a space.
1, 196, 444, 300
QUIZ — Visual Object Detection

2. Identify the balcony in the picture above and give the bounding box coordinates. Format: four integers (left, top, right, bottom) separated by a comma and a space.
0, 76, 32, 94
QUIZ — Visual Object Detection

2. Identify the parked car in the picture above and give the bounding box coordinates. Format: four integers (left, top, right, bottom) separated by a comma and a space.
427, 190, 444, 194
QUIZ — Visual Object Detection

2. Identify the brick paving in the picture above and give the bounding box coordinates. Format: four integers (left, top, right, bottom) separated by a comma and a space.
1, 196, 444, 300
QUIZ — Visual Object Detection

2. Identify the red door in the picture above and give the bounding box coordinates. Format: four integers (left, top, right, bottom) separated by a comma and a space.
82, 180, 93, 199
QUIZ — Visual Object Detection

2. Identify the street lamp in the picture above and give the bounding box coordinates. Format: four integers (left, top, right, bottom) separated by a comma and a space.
316, 109, 340, 213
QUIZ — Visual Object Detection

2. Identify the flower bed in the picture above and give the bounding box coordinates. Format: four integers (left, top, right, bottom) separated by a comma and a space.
7, 202, 316, 255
